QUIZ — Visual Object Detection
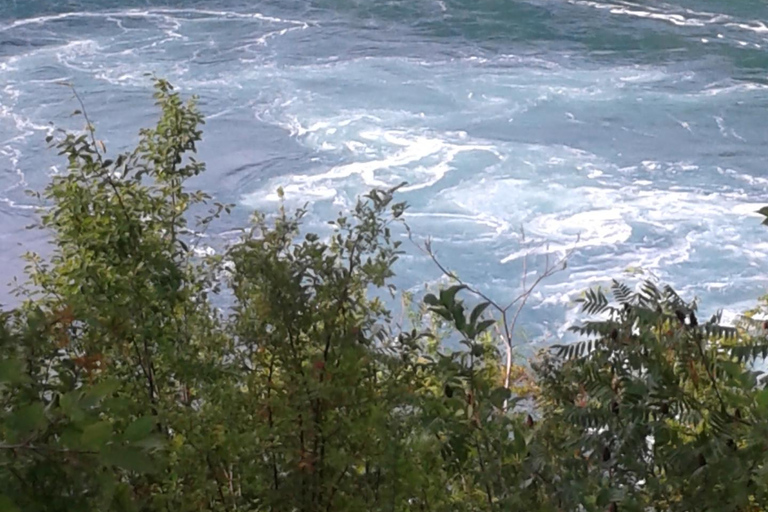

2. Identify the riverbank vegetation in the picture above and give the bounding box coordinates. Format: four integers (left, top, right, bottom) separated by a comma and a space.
3, 80, 768, 512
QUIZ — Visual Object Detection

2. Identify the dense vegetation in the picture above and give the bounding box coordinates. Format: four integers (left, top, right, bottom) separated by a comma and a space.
3, 81, 768, 512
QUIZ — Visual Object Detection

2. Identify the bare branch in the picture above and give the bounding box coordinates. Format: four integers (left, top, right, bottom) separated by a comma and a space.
0, 443, 98, 456
406, 222, 577, 409
67, 84, 104, 163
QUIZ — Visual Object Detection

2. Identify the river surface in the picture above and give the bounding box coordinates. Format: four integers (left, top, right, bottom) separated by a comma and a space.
2, 0, 768, 342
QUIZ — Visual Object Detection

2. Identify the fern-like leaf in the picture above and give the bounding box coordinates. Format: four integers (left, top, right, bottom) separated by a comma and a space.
611, 280, 634, 306
578, 287, 610, 315
728, 343, 768, 363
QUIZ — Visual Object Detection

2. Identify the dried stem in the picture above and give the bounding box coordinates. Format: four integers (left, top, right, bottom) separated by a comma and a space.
407, 224, 576, 410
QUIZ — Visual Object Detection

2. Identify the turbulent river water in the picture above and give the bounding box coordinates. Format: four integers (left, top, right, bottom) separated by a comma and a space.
2, 0, 768, 342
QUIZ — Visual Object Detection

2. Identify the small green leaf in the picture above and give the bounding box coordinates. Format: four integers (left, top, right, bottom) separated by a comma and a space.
431, 306, 453, 322
454, 307, 466, 332
81, 380, 121, 409
60, 425, 83, 448
87, 379, 121, 400
82, 421, 113, 449
132, 434, 166, 451
440, 284, 466, 307
469, 302, 491, 326
8, 403, 46, 437
476, 319, 495, 334
596, 487, 611, 507
0, 495, 20, 512
0, 358, 27, 384
103, 447, 156, 474
123, 416, 156, 443
512, 426, 527, 455
424, 293, 439, 306
756, 388, 768, 414
59, 391, 85, 422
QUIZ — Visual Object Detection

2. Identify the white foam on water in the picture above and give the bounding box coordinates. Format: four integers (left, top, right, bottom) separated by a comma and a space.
0, 6, 307, 90
0, 106, 52, 141
610, 8, 706, 27
567, 0, 726, 27
726, 21, 768, 34
0, 196, 35, 210
511, 208, 632, 259
564, 0, 768, 57
406, 212, 512, 238
54, 39, 101, 72
0, 145, 25, 193
243, 125, 501, 207
419, 159, 766, 299
255, 23, 309, 46
0, 8, 307, 32
721, 168, 768, 187
699, 82, 768, 96
732, 203, 766, 218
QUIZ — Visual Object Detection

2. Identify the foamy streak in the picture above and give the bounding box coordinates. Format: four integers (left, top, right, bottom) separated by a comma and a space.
726, 21, 768, 34
0, 197, 35, 210
567, 0, 725, 26
248, 129, 499, 203
567, 0, 768, 43
252, 84, 755, 285
1, 6, 310, 71
501, 209, 631, 263
406, 212, 511, 237
0, 8, 308, 32
494, 188, 760, 268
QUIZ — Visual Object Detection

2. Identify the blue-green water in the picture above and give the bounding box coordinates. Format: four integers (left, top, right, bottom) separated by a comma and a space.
2, 0, 768, 340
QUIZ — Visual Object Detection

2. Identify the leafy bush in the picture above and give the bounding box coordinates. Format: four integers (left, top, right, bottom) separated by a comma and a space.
536, 281, 768, 511
2, 80, 767, 512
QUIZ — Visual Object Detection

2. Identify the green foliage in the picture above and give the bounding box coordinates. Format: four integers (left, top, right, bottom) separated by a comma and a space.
537, 280, 768, 511
2, 80, 768, 512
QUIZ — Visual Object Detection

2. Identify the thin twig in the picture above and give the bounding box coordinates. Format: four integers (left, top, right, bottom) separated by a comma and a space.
0, 443, 97, 455
406, 223, 576, 409
691, 331, 744, 425
66, 83, 141, 240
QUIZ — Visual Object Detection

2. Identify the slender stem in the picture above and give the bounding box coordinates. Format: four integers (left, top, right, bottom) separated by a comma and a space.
266, 358, 280, 491
691, 332, 734, 421
406, 223, 574, 409
0, 443, 97, 455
